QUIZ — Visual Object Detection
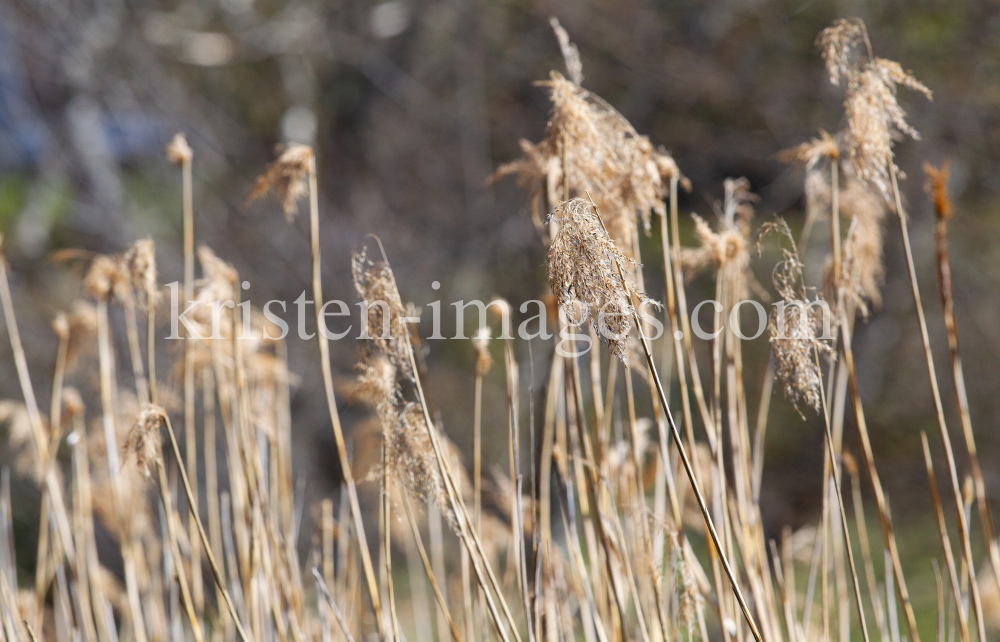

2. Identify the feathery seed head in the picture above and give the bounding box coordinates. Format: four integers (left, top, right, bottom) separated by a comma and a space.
493, 72, 671, 253
352, 248, 411, 373
845, 57, 931, 199
52, 313, 69, 341
122, 238, 159, 309
165, 133, 193, 166
546, 198, 652, 365
62, 387, 85, 419
122, 404, 168, 478
84, 255, 124, 300
759, 219, 832, 415
249, 143, 314, 221
549, 17, 583, 86
816, 19, 866, 86
778, 130, 840, 169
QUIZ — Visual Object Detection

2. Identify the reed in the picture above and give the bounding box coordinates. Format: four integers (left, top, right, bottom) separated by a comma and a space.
0, 15, 991, 642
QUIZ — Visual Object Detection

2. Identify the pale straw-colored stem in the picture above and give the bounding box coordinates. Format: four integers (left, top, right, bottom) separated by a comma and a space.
313, 568, 357, 642
920, 432, 972, 642
813, 347, 871, 642
382, 439, 399, 642
400, 491, 464, 642
887, 159, 985, 642
589, 196, 763, 642
304, 156, 384, 634
160, 415, 251, 642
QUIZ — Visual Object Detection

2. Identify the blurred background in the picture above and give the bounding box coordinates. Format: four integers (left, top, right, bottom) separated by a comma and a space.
1, 0, 999, 606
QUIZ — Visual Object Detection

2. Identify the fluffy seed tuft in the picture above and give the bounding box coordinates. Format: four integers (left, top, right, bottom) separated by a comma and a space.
249, 144, 314, 221
122, 404, 168, 478
546, 198, 654, 365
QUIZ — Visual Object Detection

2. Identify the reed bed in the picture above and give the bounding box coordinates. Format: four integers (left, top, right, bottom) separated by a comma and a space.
0, 16, 991, 642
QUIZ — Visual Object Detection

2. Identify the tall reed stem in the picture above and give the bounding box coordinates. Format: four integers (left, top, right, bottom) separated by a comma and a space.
887, 160, 986, 641
589, 197, 762, 642
305, 154, 385, 633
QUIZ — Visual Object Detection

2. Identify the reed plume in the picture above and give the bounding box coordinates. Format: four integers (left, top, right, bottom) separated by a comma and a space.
546, 198, 653, 364
758, 219, 832, 415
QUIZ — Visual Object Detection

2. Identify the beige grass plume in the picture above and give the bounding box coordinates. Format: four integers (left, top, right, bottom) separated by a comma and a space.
352, 249, 450, 517
122, 404, 168, 478
682, 177, 760, 299
549, 17, 582, 85
83, 254, 127, 300
817, 18, 932, 200
165, 133, 193, 166
758, 219, 832, 415
121, 239, 160, 309
249, 144, 314, 221
352, 247, 412, 374
491, 21, 681, 252
546, 198, 654, 365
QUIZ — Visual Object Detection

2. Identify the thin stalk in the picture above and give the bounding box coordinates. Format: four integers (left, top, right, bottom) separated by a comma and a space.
814, 348, 871, 642
382, 439, 399, 642
887, 160, 985, 642
589, 197, 762, 642
401, 491, 464, 642
920, 432, 972, 642
160, 415, 251, 642
154, 460, 204, 642
929, 169, 1000, 604
179, 140, 204, 620
313, 569, 357, 642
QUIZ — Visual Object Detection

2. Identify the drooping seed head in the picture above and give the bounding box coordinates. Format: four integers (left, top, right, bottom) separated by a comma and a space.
122, 404, 168, 478
249, 144, 314, 221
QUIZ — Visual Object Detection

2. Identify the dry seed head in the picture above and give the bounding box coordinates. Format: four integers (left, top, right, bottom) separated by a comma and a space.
816, 19, 866, 86
122, 404, 167, 478
923, 162, 953, 222
778, 129, 839, 169
392, 405, 450, 518
249, 143, 313, 221
352, 247, 412, 373
354, 356, 401, 411
546, 198, 652, 365
493, 72, 671, 252
52, 313, 69, 341
759, 219, 832, 415
64, 302, 98, 369
549, 17, 583, 86
845, 57, 931, 199
83, 255, 122, 300
165, 133, 193, 166
838, 176, 887, 312
472, 326, 493, 377
121, 238, 160, 309
62, 387, 85, 419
